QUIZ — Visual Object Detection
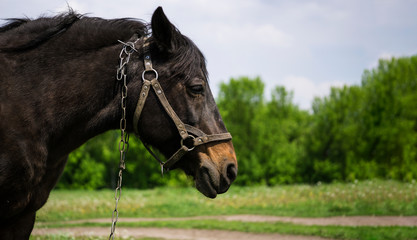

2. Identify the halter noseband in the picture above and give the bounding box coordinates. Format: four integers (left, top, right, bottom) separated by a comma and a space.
129, 37, 232, 174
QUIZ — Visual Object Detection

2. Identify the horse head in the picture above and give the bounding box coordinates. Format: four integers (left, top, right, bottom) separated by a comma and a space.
134, 7, 237, 198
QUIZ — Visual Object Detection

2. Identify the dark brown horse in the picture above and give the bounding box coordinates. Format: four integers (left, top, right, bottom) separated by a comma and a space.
0, 7, 237, 239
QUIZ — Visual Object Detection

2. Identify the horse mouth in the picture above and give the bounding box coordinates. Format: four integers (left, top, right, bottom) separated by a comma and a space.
195, 166, 219, 198
194, 159, 237, 199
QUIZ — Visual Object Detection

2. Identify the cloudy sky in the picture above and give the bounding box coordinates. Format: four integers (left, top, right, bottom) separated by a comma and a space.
1, 0, 416, 109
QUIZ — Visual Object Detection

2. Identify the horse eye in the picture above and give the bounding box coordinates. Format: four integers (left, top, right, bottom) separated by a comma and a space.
189, 85, 204, 94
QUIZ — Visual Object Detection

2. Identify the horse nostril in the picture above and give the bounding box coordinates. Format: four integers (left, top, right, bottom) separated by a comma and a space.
226, 163, 237, 183
218, 163, 237, 194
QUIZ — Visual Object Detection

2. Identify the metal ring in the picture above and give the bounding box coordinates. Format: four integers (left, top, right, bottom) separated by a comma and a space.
142, 69, 158, 81
124, 43, 136, 54
181, 135, 196, 151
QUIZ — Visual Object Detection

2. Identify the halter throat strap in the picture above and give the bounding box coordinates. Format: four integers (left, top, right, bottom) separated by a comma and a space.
132, 37, 232, 173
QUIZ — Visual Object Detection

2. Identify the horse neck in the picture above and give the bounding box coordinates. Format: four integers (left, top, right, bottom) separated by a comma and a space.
19, 45, 139, 158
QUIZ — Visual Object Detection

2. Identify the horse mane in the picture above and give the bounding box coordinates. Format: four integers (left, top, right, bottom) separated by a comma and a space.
0, 9, 206, 80
169, 35, 209, 81
0, 9, 148, 52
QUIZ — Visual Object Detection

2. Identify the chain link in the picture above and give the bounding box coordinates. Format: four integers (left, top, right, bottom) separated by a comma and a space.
109, 41, 136, 240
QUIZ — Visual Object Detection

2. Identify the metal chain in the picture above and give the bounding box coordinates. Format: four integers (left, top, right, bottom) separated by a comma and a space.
109, 41, 136, 240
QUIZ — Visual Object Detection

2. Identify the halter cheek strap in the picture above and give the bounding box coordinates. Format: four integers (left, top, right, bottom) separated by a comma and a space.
132, 37, 232, 174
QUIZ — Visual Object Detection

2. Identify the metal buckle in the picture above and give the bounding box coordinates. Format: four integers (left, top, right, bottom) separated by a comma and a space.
180, 135, 196, 151
142, 69, 158, 81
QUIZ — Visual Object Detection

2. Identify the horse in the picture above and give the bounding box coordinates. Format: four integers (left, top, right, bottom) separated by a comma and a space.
0, 7, 237, 239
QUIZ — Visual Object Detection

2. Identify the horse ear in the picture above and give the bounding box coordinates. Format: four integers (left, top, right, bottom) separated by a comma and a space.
151, 7, 178, 51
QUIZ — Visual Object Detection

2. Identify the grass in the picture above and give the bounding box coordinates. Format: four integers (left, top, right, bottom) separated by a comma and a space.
33, 180, 417, 240
37, 180, 417, 222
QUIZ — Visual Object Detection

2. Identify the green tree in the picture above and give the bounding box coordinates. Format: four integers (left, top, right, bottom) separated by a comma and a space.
360, 56, 417, 180
256, 86, 309, 184
217, 77, 308, 185
302, 86, 366, 182
303, 55, 417, 182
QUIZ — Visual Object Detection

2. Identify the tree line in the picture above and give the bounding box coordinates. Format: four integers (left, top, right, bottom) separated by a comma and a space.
57, 55, 417, 189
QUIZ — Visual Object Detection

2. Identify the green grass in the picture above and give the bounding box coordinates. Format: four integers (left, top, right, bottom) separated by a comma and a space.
33, 180, 417, 240
37, 180, 417, 222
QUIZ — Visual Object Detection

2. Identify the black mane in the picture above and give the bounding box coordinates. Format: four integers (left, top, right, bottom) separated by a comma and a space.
170, 35, 209, 81
0, 10, 148, 52
0, 10, 205, 79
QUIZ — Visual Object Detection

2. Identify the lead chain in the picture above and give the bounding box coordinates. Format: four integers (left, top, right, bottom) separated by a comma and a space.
109, 41, 136, 240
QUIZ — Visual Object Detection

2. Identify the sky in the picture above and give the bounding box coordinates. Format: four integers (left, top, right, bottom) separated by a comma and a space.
1, 0, 416, 110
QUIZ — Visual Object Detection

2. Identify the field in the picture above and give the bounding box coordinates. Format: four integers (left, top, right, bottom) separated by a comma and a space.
32, 180, 417, 240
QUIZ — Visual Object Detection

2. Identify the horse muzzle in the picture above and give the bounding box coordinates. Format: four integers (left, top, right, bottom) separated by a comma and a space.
195, 141, 237, 198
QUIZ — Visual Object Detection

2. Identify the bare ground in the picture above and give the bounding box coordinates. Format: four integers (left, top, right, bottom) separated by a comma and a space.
32, 227, 330, 240
32, 215, 417, 240
60, 215, 417, 226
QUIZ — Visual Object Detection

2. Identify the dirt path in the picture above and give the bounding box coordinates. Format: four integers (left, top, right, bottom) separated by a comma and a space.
32, 227, 330, 240
61, 214, 417, 226
32, 215, 417, 240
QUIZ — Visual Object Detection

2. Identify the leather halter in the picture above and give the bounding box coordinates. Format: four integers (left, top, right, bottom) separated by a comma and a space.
132, 37, 232, 173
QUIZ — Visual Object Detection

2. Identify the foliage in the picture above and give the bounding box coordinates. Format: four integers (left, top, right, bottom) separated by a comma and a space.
57, 131, 191, 189
219, 56, 417, 185
217, 77, 309, 185
302, 55, 417, 182
57, 55, 417, 189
